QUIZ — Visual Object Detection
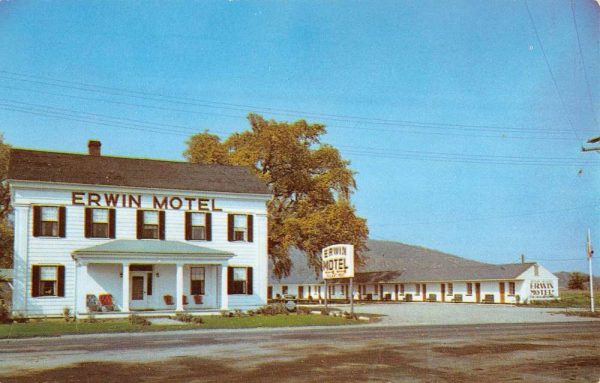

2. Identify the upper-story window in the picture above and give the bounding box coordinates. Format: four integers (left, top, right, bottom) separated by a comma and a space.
227, 214, 253, 242
185, 212, 212, 241
33, 206, 66, 238
136, 210, 165, 240
85, 208, 116, 239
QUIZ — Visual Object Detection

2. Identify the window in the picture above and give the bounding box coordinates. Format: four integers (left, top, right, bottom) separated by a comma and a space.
466, 282, 473, 296
31, 265, 65, 297
508, 282, 516, 296
190, 267, 205, 295
137, 210, 165, 240
447, 283, 453, 295
282, 285, 288, 295
186, 212, 212, 241
85, 208, 115, 238
228, 267, 253, 295
228, 214, 253, 242
416, 284, 421, 296
33, 206, 66, 238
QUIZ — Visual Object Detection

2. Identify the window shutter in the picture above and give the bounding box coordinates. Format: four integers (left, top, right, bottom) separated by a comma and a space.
205, 213, 212, 241
227, 214, 234, 241
184, 212, 192, 241
31, 265, 40, 297
247, 267, 253, 295
84, 208, 92, 238
227, 266, 234, 294
246, 215, 253, 243
108, 209, 116, 239
57, 265, 65, 297
136, 210, 144, 239
32, 206, 41, 237
58, 206, 67, 238
159, 211, 166, 240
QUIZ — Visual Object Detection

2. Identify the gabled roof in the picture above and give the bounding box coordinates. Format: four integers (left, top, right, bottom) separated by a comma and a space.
269, 240, 539, 284
7, 148, 270, 195
73, 239, 234, 258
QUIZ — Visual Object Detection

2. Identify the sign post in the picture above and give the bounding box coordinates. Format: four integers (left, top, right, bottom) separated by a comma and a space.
587, 229, 595, 313
322, 244, 355, 314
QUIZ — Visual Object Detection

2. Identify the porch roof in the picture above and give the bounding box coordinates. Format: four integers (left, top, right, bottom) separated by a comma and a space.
73, 239, 234, 259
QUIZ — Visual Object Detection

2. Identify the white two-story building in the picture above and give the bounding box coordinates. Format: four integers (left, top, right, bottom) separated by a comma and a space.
7, 140, 270, 318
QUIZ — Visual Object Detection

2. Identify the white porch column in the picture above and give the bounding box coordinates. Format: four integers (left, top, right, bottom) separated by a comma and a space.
122, 263, 130, 312
176, 263, 184, 311
75, 262, 88, 315
220, 263, 228, 310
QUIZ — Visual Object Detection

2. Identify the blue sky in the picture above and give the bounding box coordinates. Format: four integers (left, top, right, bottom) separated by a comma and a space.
0, 1, 598, 272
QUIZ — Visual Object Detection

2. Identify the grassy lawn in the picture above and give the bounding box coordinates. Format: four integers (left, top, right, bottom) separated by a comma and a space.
528, 289, 599, 308
0, 314, 358, 339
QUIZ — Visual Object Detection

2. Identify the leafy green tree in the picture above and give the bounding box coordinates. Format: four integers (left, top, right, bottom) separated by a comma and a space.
185, 114, 368, 277
0, 134, 11, 268
568, 272, 586, 290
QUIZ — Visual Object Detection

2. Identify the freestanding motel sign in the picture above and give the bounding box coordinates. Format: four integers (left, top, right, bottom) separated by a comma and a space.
322, 244, 355, 314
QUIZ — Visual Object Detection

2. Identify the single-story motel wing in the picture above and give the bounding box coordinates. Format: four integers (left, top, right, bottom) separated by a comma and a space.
268, 241, 559, 304
7, 141, 271, 318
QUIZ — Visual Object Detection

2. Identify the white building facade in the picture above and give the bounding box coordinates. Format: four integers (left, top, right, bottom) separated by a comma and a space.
8, 142, 270, 317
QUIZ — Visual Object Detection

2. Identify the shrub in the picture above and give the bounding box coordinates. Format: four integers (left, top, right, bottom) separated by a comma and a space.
515, 295, 521, 305
320, 308, 331, 316
247, 309, 255, 317
220, 310, 233, 317
568, 272, 587, 290
129, 314, 151, 326
175, 313, 193, 323
233, 309, 244, 317
192, 317, 204, 324
258, 303, 288, 316
0, 303, 11, 324
63, 306, 71, 322
342, 311, 358, 320
296, 306, 311, 315
12, 312, 29, 323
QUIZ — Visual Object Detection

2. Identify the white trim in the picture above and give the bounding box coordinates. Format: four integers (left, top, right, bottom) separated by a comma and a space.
7, 180, 272, 201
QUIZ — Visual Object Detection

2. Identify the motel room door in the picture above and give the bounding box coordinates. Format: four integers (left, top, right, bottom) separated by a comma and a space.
499, 282, 505, 304
130, 272, 150, 310
475, 283, 481, 303
298, 286, 304, 300
440, 284, 446, 302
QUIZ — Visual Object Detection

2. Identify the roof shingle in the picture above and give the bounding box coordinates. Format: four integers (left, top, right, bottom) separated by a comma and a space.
7, 148, 270, 195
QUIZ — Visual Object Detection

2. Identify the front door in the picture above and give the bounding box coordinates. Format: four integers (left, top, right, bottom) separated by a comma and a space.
298, 286, 304, 299
499, 282, 505, 303
475, 283, 481, 303
130, 273, 148, 309
422, 284, 427, 301
441, 284, 446, 302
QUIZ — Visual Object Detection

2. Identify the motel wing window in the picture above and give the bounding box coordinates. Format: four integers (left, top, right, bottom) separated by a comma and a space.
33, 206, 66, 238
447, 283, 453, 295
31, 265, 65, 297
228, 267, 253, 295
282, 285, 288, 295
190, 267, 205, 295
508, 282, 516, 296
137, 210, 165, 240
415, 284, 421, 296
466, 282, 473, 296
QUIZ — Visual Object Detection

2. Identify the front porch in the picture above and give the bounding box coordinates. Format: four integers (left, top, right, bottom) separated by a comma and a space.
72, 240, 234, 317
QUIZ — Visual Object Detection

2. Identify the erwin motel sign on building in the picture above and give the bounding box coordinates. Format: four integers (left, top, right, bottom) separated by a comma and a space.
322, 244, 354, 279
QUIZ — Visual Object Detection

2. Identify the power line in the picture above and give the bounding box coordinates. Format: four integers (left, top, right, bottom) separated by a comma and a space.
0, 69, 593, 135
570, 0, 599, 127
524, 0, 581, 141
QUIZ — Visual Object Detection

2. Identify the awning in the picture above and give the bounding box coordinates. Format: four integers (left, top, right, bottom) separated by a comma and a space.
72, 239, 234, 263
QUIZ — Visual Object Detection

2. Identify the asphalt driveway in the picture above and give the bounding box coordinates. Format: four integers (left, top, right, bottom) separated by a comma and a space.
332, 302, 598, 326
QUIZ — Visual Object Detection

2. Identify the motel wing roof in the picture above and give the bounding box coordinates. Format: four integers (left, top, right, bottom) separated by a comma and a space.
270, 240, 538, 284
7, 148, 270, 195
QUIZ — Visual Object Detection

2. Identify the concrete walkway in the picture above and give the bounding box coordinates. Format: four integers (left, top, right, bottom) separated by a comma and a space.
332, 302, 598, 326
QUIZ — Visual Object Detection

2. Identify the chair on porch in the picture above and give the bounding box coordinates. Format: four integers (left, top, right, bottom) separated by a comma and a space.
193, 295, 203, 304
182, 295, 189, 305
98, 293, 116, 312
163, 294, 174, 306
86, 294, 100, 312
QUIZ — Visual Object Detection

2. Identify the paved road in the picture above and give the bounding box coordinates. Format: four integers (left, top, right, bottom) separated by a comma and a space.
1, 321, 599, 382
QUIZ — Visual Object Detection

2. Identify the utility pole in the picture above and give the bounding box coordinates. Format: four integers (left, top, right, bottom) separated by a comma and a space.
582, 135, 598, 312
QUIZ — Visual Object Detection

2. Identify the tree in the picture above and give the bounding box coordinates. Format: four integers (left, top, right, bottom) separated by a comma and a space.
184, 114, 369, 277
0, 134, 11, 268
568, 272, 586, 290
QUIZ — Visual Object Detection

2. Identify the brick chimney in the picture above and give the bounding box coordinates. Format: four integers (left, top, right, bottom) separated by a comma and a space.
88, 140, 102, 156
